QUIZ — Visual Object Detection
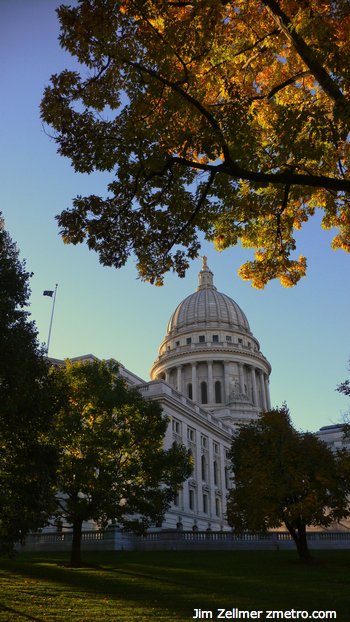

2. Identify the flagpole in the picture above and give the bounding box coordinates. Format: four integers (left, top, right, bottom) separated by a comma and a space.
47, 284, 58, 356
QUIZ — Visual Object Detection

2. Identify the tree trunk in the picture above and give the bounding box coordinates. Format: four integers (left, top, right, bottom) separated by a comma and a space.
70, 518, 83, 566
286, 521, 313, 562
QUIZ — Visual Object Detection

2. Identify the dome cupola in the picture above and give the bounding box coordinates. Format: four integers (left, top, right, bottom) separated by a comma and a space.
167, 256, 251, 337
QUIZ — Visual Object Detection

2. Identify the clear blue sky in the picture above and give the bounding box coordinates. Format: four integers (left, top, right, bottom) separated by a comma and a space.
1, 0, 349, 432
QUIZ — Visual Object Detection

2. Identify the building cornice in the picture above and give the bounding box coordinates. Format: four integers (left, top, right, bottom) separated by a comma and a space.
151, 344, 271, 377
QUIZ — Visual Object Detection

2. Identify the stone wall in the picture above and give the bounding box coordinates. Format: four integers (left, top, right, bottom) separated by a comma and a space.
19, 528, 350, 552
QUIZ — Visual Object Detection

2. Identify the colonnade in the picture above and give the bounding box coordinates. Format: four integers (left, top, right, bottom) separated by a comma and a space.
163, 361, 271, 410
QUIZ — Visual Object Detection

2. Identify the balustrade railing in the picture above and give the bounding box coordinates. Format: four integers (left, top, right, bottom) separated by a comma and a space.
24, 528, 350, 550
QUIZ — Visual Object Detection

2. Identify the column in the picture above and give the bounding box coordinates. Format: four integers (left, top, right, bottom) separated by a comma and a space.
251, 366, 258, 406
165, 369, 170, 384
177, 365, 182, 394
207, 360, 214, 403
265, 375, 271, 410
260, 372, 268, 410
207, 437, 215, 518
191, 363, 197, 402
238, 363, 245, 394
195, 435, 203, 519
224, 361, 230, 403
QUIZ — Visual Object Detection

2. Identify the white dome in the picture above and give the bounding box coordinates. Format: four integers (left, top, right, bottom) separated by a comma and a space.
167, 289, 250, 334
167, 259, 251, 336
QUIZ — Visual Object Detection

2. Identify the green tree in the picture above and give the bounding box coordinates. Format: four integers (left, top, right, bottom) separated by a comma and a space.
49, 359, 191, 566
41, 0, 350, 288
336, 364, 350, 457
337, 364, 350, 402
0, 216, 57, 553
227, 406, 349, 561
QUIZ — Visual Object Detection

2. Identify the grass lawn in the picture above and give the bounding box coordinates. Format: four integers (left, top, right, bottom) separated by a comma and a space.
0, 550, 349, 621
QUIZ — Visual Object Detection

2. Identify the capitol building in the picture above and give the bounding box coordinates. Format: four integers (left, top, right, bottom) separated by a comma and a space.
55, 258, 274, 532
51, 258, 346, 534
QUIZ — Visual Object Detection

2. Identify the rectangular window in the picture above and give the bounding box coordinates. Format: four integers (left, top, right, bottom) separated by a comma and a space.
201, 435, 207, 448
212, 335, 219, 342
238, 338, 243, 344
203, 493, 208, 513
213, 460, 218, 486
189, 489, 195, 510
172, 419, 181, 435
175, 340, 180, 346
213, 442, 219, 454
201, 454, 207, 481
199, 335, 205, 343
226, 335, 232, 342
187, 427, 195, 442
187, 383, 193, 400
186, 337, 192, 345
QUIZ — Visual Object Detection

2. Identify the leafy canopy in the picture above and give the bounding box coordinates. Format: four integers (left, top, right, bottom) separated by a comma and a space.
337, 362, 350, 401
227, 406, 350, 560
0, 217, 57, 552
41, 0, 350, 287
49, 359, 191, 562
337, 362, 350, 436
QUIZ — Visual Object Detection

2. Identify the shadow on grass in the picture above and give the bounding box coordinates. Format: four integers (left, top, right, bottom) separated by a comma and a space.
0, 604, 45, 622
1, 550, 349, 620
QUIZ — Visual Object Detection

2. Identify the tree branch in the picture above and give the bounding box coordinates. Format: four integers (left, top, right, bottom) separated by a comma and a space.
171, 156, 350, 193
122, 58, 232, 163
203, 28, 279, 78
135, 6, 190, 86
163, 170, 216, 258
119, 59, 350, 193
251, 71, 310, 100
275, 183, 291, 249
262, 0, 348, 113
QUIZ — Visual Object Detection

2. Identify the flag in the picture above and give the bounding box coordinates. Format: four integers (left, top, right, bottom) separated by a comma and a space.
43, 290, 54, 297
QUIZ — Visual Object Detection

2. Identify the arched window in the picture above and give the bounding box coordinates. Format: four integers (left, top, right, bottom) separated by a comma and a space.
215, 381, 222, 403
201, 381, 208, 404
187, 382, 193, 400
